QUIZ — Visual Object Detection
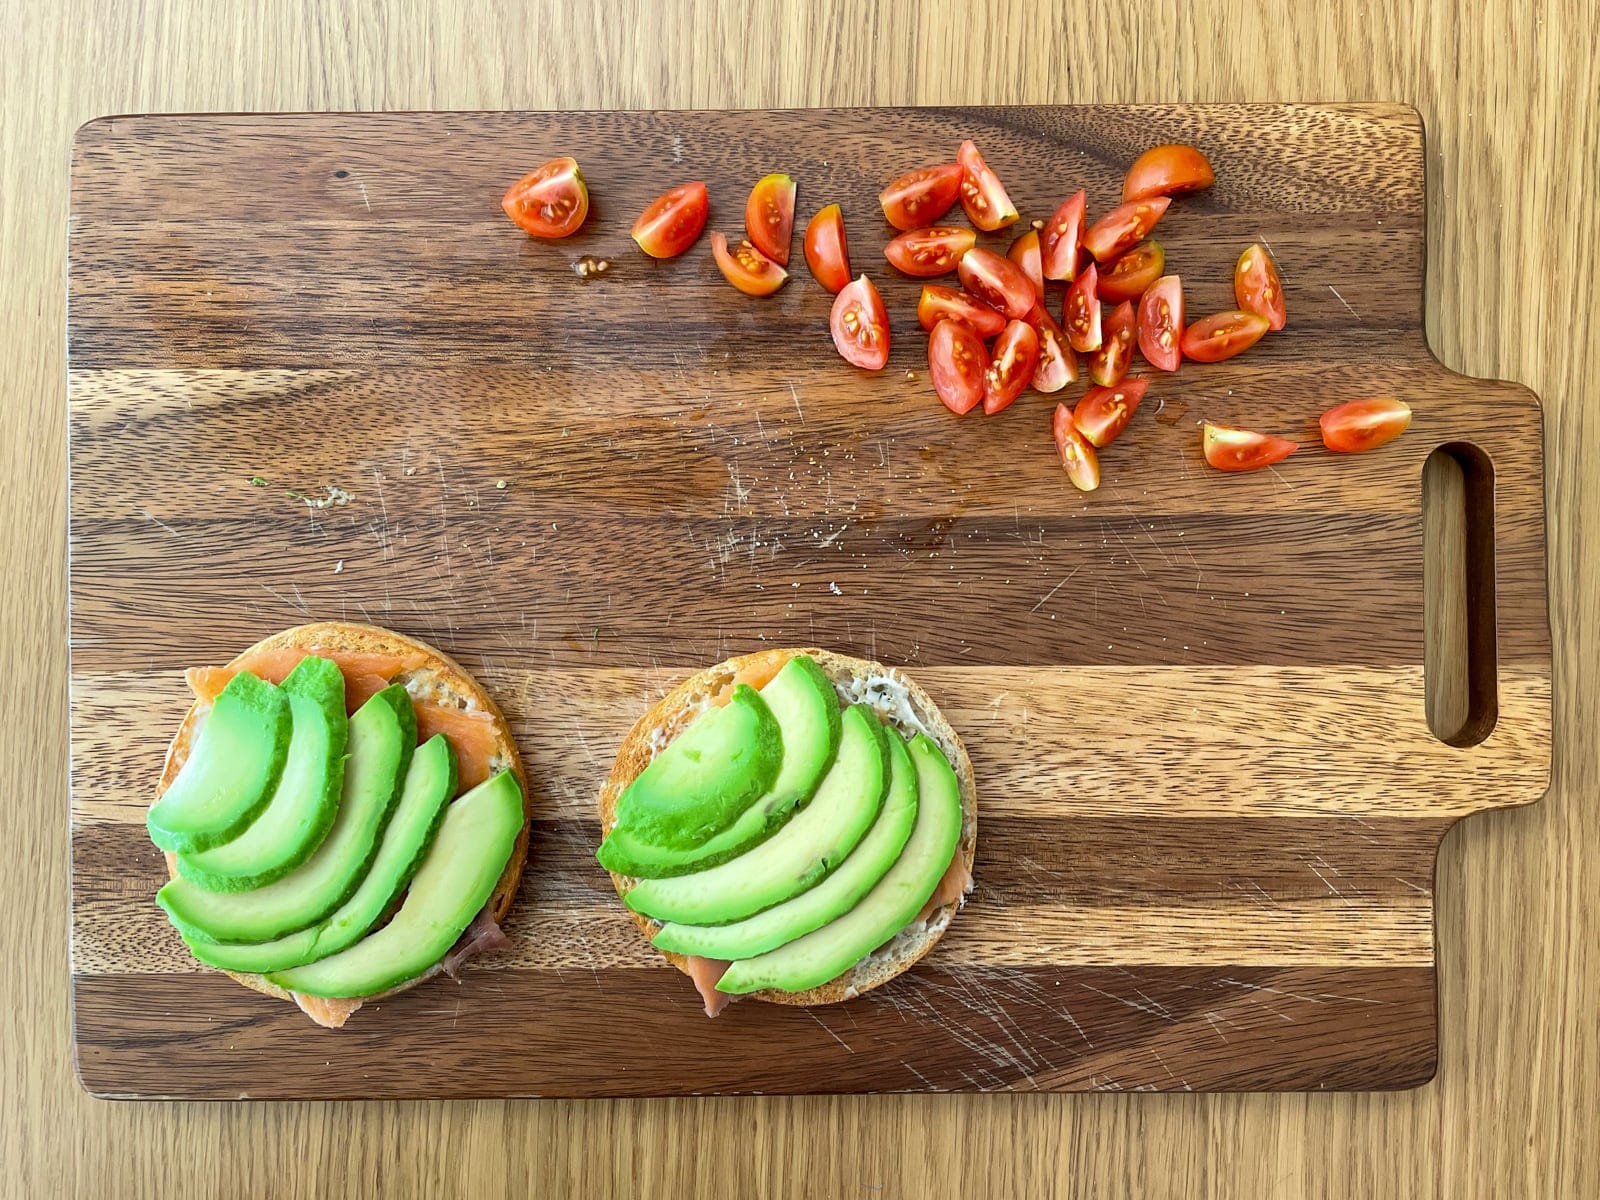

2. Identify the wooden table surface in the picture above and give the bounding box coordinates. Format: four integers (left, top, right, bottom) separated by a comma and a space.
4, 0, 1596, 1195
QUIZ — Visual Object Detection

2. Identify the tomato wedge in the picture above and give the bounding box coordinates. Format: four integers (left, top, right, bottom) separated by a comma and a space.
929, 319, 988, 415
1099, 240, 1165, 303
917, 285, 1006, 338
884, 226, 976, 277
1122, 143, 1216, 202
830, 275, 890, 370
1181, 310, 1271, 362
711, 232, 789, 296
957, 247, 1035, 320
879, 163, 963, 231
1136, 275, 1184, 371
1041, 189, 1086, 281
1320, 398, 1412, 453
1064, 264, 1103, 353
1083, 197, 1171, 263
1073, 379, 1148, 448
631, 182, 709, 259
1235, 243, 1287, 331
1024, 305, 1078, 393
803, 204, 851, 293
956, 139, 1019, 231
1008, 230, 1045, 303
1202, 422, 1298, 472
1053, 403, 1101, 492
745, 174, 797, 266
1088, 301, 1136, 387
502, 157, 589, 238
982, 320, 1040, 415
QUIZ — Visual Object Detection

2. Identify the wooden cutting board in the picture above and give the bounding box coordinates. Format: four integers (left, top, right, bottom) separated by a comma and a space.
67, 104, 1550, 1098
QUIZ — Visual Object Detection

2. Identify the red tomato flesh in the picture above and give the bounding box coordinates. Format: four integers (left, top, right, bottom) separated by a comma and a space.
1088, 300, 1136, 387
1181, 310, 1271, 363
879, 163, 963, 231
632, 182, 709, 259
917, 285, 1006, 338
1202, 422, 1297, 472
711, 232, 789, 296
1073, 379, 1148, 448
1041, 189, 1086, 281
1320, 398, 1412, 453
1053, 403, 1102, 492
1083, 197, 1171, 263
1064, 264, 1103, 353
929, 319, 988, 414
1024, 305, 1078, 393
1136, 275, 1184, 371
1122, 143, 1216, 203
830, 275, 890, 370
1098, 240, 1165, 304
745, 174, 797, 265
1007, 230, 1045, 302
502, 157, 589, 238
884, 226, 976, 277
957, 247, 1035, 320
1235, 243, 1287, 331
982, 320, 1040, 415
956, 139, 1019, 231
803, 204, 851, 293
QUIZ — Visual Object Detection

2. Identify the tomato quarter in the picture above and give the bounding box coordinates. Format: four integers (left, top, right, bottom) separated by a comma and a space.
917, 284, 1007, 338
956, 139, 1019, 231
879, 163, 963, 231
1098, 240, 1165, 304
1083, 196, 1171, 263
502, 157, 589, 238
631, 182, 709, 258
1088, 300, 1136, 387
1053, 403, 1102, 492
711, 232, 789, 296
982, 320, 1040, 415
1235, 243, 1287, 331
1320, 398, 1412, 453
745, 174, 797, 265
1041, 189, 1086, 281
1202, 422, 1298, 472
1073, 379, 1148, 448
1064, 264, 1103, 353
830, 275, 890, 370
1136, 275, 1185, 371
884, 226, 976, 277
1024, 305, 1078, 393
929, 319, 989, 415
957, 247, 1035, 320
803, 204, 851, 293
1008, 230, 1045, 302
1122, 143, 1216, 202
1181, 310, 1271, 363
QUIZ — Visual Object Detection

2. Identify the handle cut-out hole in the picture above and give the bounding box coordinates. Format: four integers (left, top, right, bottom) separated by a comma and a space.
1423, 443, 1499, 746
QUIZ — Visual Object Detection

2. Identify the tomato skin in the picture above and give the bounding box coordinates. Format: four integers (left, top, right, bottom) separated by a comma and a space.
1007, 230, 1045, 302
982, 320, 1040, 415
917, 284, 1006, 338
829, 275, 890, 370
1136, 274, 1184, 371
711, 232, 789, 296
1024, 304, 1078, 392
745, 174, 797, 265
1181, 310, 1271, 363
1122, 143, 1216, 202
1320, 398, 1412, 453
1073, 379, 1148, 448
928, 319, 989, 414
502, 157, 589, 238
1235, 243, 1287, 331
956, 139, 1019, 231
1099, 240, 1165, 303
879, 163, 963, 231
631, 182, 709, 258
1064, 264, 1103, 353
1053, 403, 1102, 491
1083, 196, 1171, 263
1041, 189, 1086, 281
803, 204, 851, 293
1202, 422, 1298, 472
956, 247, 1035, 320
1087, 301, 1136, 387
884, 226, 976, 277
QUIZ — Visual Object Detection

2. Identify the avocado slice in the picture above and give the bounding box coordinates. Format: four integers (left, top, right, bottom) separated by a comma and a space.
716, 733, 963, 996
175, 657, 348, 892
652, 726, 921, 959
147, 670, 292, 854
626, 703, 887, 925
266, 769, 524, 998
157, 685, 416, 944
598, 655, 841, 878
181, 734, 458, 974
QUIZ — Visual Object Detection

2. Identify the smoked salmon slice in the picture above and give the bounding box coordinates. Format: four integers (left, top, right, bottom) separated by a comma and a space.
414, 701, 501, 789
187, 646, 429, 711
709, 649, 793, 706
683, 955, 734, 1017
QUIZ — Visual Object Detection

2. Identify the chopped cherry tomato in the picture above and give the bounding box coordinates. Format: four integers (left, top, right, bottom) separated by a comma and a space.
1024, 305, 1078, 393
1235, 243, 1287, 331
1073, 379, 1148, 448
982, 320, 1040, 415
1007, 230, 1045, 302
830, 275, 890, 370
929, 319, 988, 415
1064, 264, 1103, 353
1083, 196, 1171, 263
1041, 189, 1086, 281
711, 232, 789, 296
1202, 422, 1298, 472
745, 174, 797, 265
1136, 275, 1184, 371
884, 226, 976, 277
1053, 403, 1101, 492
917, 285, 1006, 338
879, 163, 963, 231
631, 182, 709, 259
803, 204, 851, 293
956, 139, 1019, 231
502, 157, 589, 238
1122, 143, 1216, 202
1088, 301, 1136, 387
1320, 398, 1412, 453
1181, 310, 1271, 362
957, 247, 1035, 320
1098, 240, 1165, 303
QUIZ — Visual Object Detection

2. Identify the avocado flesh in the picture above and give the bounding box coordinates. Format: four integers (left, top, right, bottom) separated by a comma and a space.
183, 734, 458, 974
157, 685, 416, 944
147, 670, 293, 854
598, 656, 842, 878
716, 733, 963, 995
176, 657, 348, 892
268, 769, 524, 998
652, 726, 920, 960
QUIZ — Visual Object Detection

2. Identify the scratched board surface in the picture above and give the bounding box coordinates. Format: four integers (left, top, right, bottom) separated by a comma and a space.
67, 105, 1549, 1097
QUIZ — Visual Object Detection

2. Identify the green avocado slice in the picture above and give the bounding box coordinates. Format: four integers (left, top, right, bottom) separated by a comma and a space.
147, 670, 292, 854
157, 685, 416, 944
627, 703, 886, 924
716, 733, 963, 996
652, 726, 920, 960
181, 733, 458, 974
267, 769, 524, 998
175, 657, 348, 892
